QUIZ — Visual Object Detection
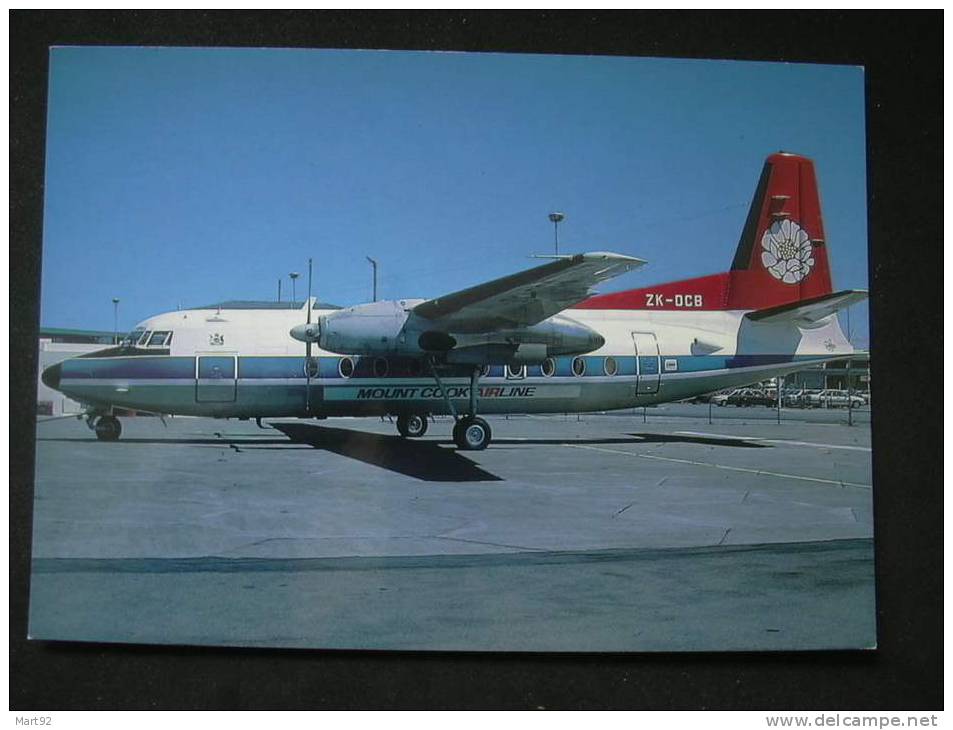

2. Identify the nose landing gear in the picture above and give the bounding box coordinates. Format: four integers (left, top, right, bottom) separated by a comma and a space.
396, 413, 429, 438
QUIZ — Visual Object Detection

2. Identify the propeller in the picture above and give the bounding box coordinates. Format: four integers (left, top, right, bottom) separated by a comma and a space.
290, 259, 321, 343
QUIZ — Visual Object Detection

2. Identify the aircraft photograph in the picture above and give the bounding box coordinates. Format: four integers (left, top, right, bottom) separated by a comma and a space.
28, 46, 873, 655
41, 152, 864, 451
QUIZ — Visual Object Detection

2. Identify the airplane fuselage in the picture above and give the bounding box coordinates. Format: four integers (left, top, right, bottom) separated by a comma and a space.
48, 302, 853, 420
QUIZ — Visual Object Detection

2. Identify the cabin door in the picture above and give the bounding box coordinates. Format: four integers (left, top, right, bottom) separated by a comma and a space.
631, 332, 661, 395
196, 354, 238, 403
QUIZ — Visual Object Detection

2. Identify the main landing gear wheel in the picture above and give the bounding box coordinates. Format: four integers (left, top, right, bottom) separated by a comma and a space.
426, 360, 492, 450
94, 415, 122, 442
453, 416, 491, 451
396, 413, 428, 438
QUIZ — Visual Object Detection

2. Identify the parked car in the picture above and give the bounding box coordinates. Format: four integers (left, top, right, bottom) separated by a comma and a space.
722, 388, 771, 407
743, 388, 777, 407
806, 389, 866, 408
712, 388, 779, 407
781, 389, 809, 408
798, 389, 822, 406
710, 389, 736, 406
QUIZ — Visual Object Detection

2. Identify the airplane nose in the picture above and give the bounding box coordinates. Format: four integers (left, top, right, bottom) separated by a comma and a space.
41, 362, 62, 390
590, 333, 606, 351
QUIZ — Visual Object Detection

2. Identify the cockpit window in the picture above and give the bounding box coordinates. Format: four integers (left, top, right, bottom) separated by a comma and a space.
120, 329, 146, 348
137, 331, 152, 346
147, 331, 172, 347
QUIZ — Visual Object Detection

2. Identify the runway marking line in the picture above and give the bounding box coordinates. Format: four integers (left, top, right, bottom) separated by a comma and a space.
567, 444, 871, 490
674, 431, 871, 452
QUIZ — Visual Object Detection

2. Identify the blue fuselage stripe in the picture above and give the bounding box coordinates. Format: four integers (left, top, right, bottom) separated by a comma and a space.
59, 356, 195, 379
59, 354, 826, 382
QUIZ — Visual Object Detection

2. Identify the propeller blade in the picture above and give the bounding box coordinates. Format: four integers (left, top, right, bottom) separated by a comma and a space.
306, 258, 314, 413
307, 257, 312, 325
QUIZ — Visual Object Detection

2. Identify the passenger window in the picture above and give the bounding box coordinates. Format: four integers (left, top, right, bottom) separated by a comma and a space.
506, 363, 526, 379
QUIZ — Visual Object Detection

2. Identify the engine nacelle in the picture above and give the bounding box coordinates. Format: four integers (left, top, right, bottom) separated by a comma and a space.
510, 343, 549, 363
293, 300, 605, 362
506, 315, 605, 357
446, 343, 549, 366
308, 300, 412, 355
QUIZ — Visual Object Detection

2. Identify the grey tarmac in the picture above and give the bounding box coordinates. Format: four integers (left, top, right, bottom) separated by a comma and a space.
29, 405, 875, 651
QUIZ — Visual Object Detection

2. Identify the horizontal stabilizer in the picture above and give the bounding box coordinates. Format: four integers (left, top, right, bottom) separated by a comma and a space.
745, 289, 868, 324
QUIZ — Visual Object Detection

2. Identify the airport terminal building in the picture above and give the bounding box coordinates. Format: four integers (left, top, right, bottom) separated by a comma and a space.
784, 352, 871, 393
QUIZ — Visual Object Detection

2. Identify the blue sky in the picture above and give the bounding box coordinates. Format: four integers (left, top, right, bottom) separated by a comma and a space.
42, 48, 868, 345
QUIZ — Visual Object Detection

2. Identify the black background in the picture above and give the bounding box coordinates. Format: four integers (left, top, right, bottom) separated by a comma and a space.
10, 11, 942, 710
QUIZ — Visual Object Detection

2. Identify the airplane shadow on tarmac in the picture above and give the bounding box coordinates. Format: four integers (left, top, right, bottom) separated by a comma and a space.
271, 422, 504, 482
475, 434, 769, 448
36, 436, 294, 447
37, 425, 767, 482
271, 424, 769, 482
625, 433, 769, 448
38, 425, 504, 482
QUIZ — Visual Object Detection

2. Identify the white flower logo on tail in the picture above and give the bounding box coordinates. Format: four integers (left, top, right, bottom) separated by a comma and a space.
761, 219, 814, 284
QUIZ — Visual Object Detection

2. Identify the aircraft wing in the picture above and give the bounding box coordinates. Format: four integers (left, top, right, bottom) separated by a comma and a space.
413, 252, 645, 332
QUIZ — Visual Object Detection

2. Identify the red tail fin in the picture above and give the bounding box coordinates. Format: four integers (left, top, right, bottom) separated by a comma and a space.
725, 152, 833, 309
575, 152, 835, 313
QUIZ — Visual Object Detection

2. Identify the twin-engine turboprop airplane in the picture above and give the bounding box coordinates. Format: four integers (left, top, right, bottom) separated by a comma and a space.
42, 152, 866, 450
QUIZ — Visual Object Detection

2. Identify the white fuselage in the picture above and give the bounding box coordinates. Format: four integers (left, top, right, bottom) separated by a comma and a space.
53, 301, 854, 419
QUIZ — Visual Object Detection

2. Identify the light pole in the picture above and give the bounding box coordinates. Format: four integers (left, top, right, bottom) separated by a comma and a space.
289, 272, 300, 308
845, 308, 853, 426
366, 256, 378, 302
548, 212, 565, 255
277, 278, 282, 303
112, 297, 120, 344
